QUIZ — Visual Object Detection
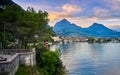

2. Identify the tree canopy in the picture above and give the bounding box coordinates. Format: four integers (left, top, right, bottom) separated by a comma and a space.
0, 4, 51, 49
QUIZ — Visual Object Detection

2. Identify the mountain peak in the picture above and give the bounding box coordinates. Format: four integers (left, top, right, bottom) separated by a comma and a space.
56, 19, 71, 25
93, 23, 104, 26
88, 23, 106, 29
60, 19, 70, 23
62, 18, 67, 21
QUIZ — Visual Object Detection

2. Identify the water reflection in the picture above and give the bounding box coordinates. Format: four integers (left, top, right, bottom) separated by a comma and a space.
60, 42, 120, 75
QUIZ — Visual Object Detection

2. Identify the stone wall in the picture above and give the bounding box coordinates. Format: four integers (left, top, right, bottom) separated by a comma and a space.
0, 53, 19, 75
0, 49, 36, 75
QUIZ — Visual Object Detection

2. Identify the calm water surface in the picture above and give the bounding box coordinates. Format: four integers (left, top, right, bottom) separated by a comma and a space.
59, 42, 120, 75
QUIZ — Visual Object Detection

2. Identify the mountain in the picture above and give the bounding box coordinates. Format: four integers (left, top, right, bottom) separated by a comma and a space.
83, 23, 120, 38
53, 19, 88, 37
0, 0, 18, 12
0, 0, 16, 7
53, 19, 120, 38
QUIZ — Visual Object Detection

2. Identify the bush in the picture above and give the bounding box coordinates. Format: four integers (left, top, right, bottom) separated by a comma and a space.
36, 45, 66, 75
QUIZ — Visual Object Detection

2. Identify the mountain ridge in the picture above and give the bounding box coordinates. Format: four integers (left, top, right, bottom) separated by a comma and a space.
53, 19, 120, 38
53, 19, 88, 37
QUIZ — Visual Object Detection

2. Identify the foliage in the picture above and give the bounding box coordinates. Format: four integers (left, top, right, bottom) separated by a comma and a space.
0, 2, 66, 75
0, 4, 52, 49
88, 37, 112, 43
35, 45, 66, 75
88, 37, 95, 43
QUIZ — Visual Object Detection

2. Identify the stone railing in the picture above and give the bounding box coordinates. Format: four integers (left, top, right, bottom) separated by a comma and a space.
0, 53, 19, 75
0, 49, 36, 75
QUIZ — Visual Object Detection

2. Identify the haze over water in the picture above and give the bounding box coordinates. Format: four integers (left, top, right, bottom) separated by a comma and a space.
59, 42, 120, 75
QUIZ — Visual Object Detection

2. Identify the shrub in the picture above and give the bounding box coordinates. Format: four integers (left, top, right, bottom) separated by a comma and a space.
36, 46, 66, 75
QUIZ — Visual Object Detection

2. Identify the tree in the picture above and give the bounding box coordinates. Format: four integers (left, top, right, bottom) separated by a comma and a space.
35, 44, 66, 75
0, 5, 23, 48
0, 5, 50, 49
88, 37, 95, 43
16, 7, 49, 49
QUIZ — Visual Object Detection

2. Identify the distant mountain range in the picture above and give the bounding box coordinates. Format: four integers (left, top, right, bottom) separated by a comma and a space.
53, 19, 120, 38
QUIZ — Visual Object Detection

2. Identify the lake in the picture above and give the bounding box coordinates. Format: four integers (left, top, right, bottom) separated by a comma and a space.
58, 42, 120, 75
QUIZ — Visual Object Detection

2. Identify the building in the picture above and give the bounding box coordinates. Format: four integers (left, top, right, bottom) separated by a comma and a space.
51, 36, 60, 42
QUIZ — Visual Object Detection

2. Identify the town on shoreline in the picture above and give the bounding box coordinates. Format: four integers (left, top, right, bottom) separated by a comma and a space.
52, 36, 120, 43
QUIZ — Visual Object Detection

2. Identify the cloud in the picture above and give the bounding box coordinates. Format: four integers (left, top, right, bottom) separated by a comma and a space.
87, 17, 99, 21
112, 0, 120, 2
48, 11, 71, 21
48, 4, 83, 21
62, 4, 82, 13
92, 7, 120, 20
107, 0, 120, 10
94, 8, 111, 17
14, 0, 120, 27
13, 1, 51, 12
66, 17, 96, 27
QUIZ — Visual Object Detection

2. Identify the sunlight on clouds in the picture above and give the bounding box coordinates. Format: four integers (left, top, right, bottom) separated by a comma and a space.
48, 4, 83, 25
67, 17, 94, 27
87, 17, 99, 21
48, 12, 71, 21
13, 0, 120, 27
48, 17, 94, 27
62, 4, 82, 13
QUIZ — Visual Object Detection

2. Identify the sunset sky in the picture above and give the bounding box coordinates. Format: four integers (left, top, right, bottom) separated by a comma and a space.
13, 0, 120, 27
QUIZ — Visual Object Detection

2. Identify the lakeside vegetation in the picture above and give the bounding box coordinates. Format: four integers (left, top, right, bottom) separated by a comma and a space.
15, 64, 38, 75
15, 47, 66, 75
35, 43, 66, 75
87, 37, 120, 43
0, 2, 66, 75
0, 4, 52, 49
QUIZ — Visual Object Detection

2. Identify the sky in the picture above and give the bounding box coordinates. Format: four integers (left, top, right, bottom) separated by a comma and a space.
13, 0, 120, 27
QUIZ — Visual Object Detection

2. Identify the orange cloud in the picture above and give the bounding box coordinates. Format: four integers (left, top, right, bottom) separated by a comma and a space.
62, 4, 82, 13
87, 17, 99, 21
65, 17, 95, 27
48, 4, 83, 21
48, 12, 71, 21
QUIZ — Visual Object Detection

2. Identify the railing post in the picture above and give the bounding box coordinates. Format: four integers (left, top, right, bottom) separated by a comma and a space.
0, 42, 2, 50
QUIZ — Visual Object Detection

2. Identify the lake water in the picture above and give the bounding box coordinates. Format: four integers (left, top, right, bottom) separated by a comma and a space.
59, 42, 120, 75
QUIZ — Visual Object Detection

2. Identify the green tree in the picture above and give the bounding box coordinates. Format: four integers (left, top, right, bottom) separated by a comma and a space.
0, 5, 50, 49
0, 5, 23, 48
36, 45, 66, 75
88, 37, 95, 43
15, 7, 49, 49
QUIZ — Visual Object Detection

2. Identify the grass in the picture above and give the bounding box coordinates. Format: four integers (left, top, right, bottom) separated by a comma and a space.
15, 64, 38, 75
